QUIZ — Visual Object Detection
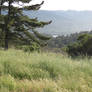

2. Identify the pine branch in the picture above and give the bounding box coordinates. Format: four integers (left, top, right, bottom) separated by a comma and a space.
32, 29, 51, 40
25, 1, 44, 10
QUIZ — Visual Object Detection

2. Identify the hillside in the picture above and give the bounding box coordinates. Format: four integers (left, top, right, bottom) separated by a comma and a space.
24, 10, 92, 35
48, 31, 92, 48
0, 49, 92, 92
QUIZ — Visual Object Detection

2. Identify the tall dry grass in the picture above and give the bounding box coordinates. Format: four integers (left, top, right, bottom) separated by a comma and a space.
0, 49, 92, 92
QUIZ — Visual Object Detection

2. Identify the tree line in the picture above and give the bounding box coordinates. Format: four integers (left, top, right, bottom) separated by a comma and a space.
48, 31, 92, 48
48, 31, 92, 56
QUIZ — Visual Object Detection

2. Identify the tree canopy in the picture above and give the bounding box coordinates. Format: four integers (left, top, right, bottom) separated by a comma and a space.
0, 0, 52, 50
66, 33, 92, 56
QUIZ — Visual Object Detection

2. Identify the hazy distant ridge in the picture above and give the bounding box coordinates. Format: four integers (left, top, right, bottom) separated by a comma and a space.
24, 10, 92, 35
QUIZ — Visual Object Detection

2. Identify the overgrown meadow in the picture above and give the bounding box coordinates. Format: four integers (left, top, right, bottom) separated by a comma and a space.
0, 49, 92, 92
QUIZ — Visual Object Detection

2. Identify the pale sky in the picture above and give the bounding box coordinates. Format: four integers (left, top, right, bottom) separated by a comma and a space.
29, 0, 92, 11
4, 0, 92, 11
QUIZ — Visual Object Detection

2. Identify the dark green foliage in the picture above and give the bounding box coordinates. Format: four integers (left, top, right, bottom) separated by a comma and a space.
48, 31, 92, 49
0, 0, 51, 50
21, 42, 40, 52
66, 33, 92, 56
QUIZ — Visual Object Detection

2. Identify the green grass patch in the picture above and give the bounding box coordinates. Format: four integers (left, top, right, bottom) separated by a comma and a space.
0, 49, 92, 92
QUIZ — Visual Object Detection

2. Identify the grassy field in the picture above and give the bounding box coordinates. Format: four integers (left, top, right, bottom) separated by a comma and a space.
0, 49, 92, 92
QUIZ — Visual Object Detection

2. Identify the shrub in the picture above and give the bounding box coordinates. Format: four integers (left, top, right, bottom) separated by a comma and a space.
66, 34, 92, 56
16, 42, 40, 53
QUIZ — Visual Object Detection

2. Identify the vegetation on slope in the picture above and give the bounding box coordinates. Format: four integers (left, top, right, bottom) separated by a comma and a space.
48, 31, 92, 48
0, 49, 92, 92
65, 33, 92, 56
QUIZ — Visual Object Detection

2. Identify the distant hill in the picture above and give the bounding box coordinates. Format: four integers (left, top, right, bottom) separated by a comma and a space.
48, 31, 92, 48
24, 10, 92, 36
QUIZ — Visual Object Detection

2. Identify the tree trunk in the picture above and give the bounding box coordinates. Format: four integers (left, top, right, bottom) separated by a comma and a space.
4, 23, 9, 50
4, 33, 8, 50
4, 0, 12, 50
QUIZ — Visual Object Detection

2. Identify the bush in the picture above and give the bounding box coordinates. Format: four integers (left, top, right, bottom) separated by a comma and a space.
66, 34, 92, 56
16, 42, 40, 53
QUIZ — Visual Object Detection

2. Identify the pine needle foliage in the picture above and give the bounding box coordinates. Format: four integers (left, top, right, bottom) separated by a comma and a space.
0, 0, 52, 49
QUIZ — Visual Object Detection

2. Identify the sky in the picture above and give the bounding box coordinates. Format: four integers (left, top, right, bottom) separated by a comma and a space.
29, 0, 92, 11
4, 0, 92, 11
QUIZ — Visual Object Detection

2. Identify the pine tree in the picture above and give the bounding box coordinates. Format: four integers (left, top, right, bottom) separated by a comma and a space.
0, 0, 52, 50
